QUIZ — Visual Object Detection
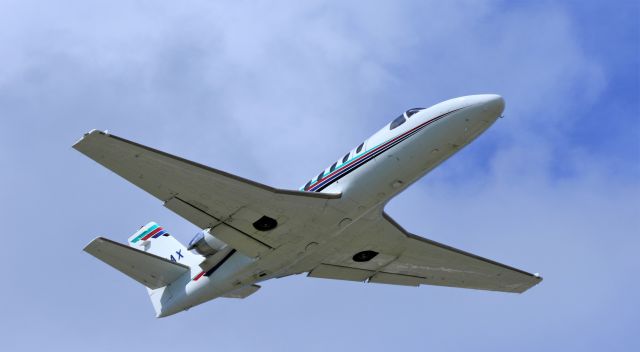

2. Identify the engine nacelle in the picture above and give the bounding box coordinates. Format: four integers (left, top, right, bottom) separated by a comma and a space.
187, 228, 228, 256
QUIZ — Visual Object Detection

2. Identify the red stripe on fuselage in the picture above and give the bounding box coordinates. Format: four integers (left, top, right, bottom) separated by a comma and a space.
193, 271, 205, 281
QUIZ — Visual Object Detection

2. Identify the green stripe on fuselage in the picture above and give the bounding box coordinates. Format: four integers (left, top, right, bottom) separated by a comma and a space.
302, 139, 382, 190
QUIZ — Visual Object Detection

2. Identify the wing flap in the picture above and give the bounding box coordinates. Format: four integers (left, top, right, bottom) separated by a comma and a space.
84, 237, 189, 289
308, 264, 373, 282
368, 272, 422, 287
164, 197, 219, 229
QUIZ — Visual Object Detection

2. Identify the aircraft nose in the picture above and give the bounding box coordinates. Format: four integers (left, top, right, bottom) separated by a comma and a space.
481, 94, 505, 117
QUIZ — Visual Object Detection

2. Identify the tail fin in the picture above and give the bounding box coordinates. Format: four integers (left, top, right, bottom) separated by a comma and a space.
128, 222, 204, 317
85, 222, 204, 317
128, 222, 202, 268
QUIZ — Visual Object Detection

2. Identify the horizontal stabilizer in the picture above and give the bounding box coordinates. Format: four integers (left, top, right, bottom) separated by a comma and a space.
84, 237, 190, 289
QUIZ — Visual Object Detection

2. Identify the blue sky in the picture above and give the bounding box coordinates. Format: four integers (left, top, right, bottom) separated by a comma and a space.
1, 1, 638, 351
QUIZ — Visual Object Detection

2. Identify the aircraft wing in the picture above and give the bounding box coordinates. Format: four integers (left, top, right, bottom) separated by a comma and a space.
308, 212, 542, 293
73, 130, 340, 258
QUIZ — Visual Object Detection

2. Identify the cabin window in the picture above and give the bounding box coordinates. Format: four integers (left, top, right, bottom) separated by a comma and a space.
342, 153, 350, 164
356, 142, 365, 154
390, 115, 406, 130
406, 108, 424, 118
304, 180, 312, 191
330, 162, 338, 173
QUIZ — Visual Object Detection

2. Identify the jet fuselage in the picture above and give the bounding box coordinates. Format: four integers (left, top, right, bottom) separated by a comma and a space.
157, 94, 505, 317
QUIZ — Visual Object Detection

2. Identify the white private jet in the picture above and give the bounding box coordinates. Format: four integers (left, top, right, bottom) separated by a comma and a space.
74, 94, 541, 317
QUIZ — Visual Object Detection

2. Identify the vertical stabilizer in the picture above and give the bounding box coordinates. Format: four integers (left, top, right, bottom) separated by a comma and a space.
128, 222, 203, 317
128, 222, 203, 268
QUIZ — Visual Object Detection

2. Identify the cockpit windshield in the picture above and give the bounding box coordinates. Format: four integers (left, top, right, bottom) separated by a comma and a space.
390, 115, 406, 130
390, 108, 426, 130
406, 108, 425, 118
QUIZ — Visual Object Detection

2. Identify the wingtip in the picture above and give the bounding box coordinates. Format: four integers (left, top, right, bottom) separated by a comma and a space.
83, 236, 108, 252
518, 273, 543, 293
72, 129, 107, 149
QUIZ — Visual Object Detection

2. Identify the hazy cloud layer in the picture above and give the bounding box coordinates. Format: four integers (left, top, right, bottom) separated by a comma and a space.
0, 1, 638, 351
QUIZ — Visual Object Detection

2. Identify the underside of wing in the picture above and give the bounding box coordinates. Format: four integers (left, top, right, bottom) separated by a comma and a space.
308, 212, 542, 293
73, 130, 340, 258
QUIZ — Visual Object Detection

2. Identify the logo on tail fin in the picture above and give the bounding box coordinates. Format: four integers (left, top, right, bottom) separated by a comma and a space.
170, 249, 184, 262
131, 223, 170, 243
128, 221, 203, 269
